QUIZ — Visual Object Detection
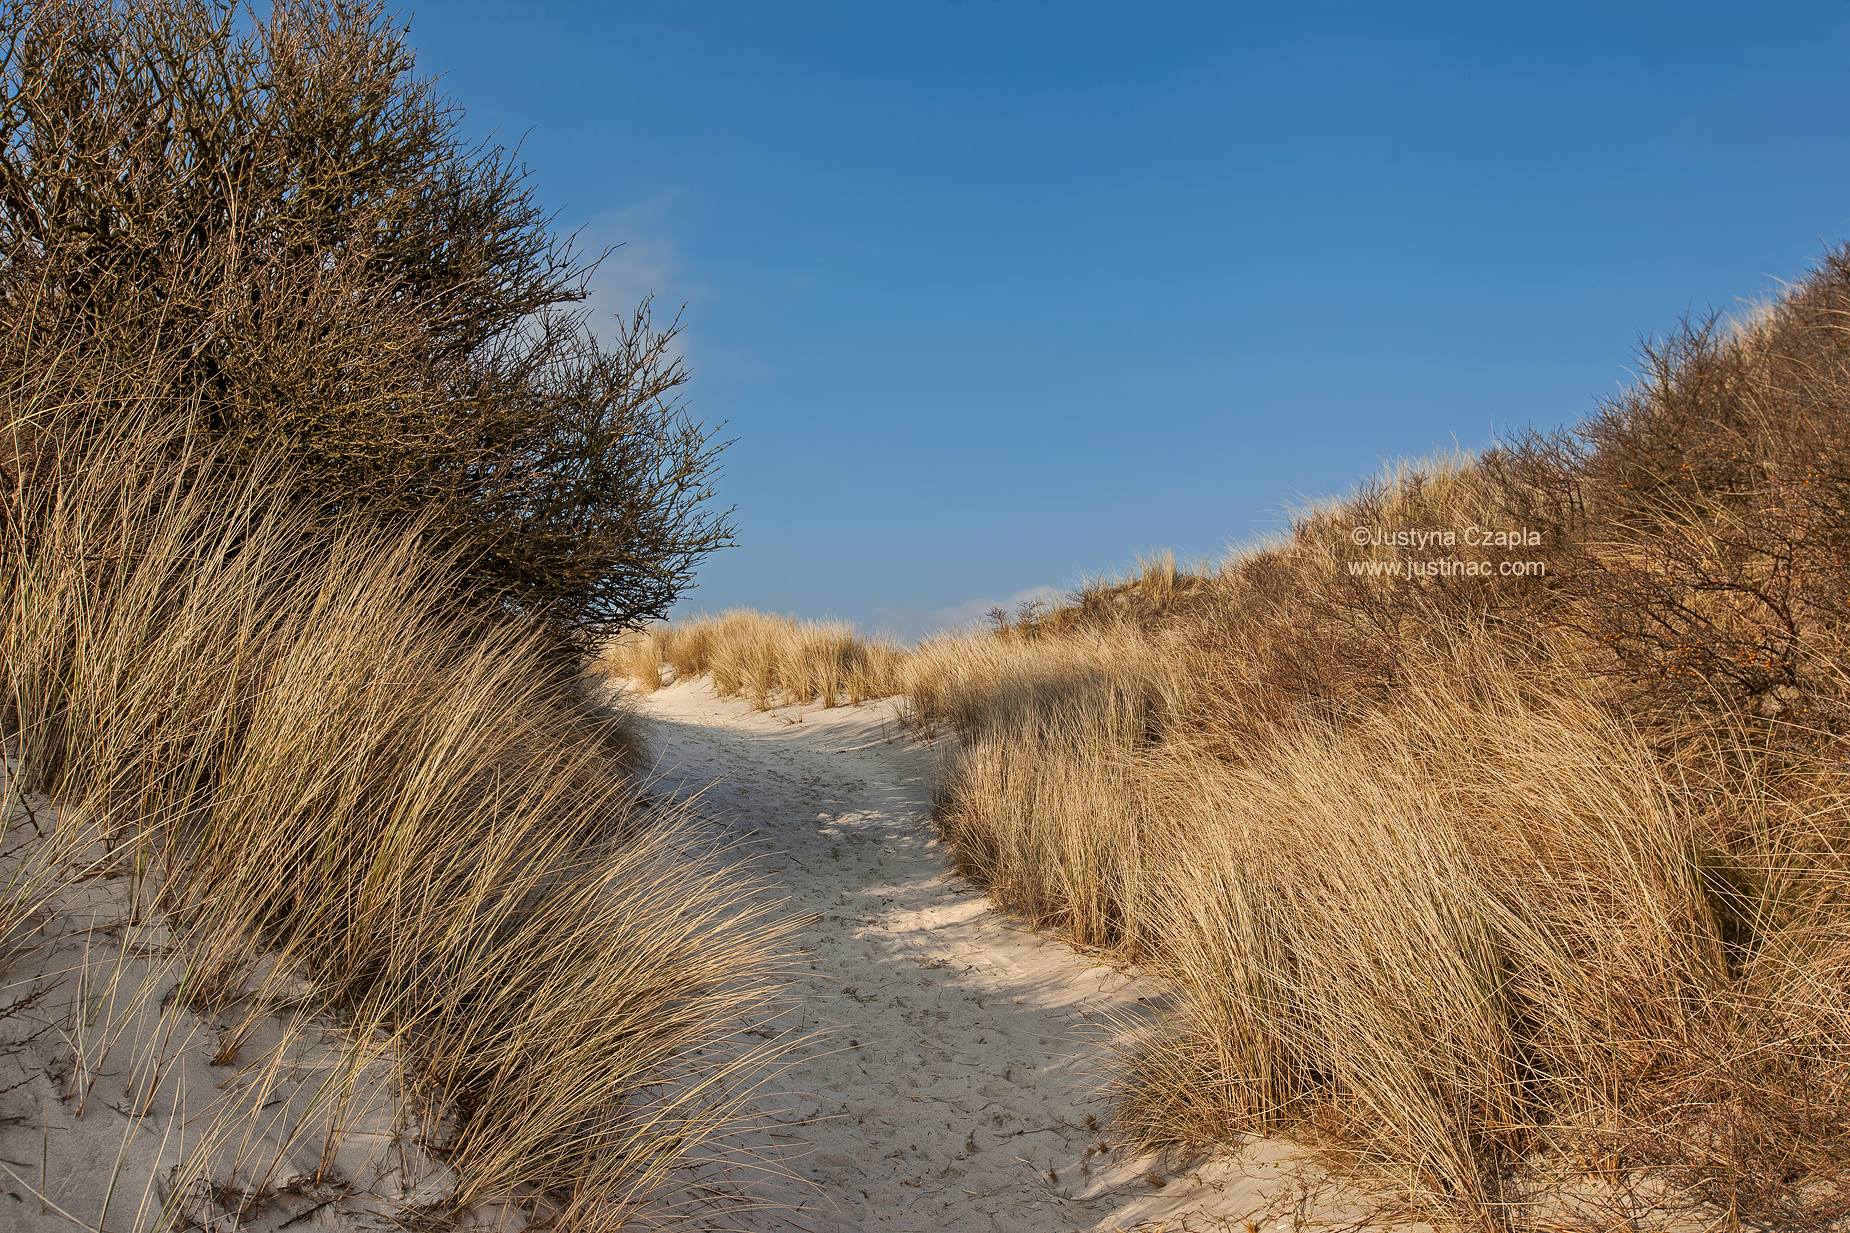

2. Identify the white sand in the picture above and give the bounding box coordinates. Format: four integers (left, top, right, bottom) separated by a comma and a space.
628, 679, 1403, 1233
0, 763, 486, 1233
0, 682, 1410, 1232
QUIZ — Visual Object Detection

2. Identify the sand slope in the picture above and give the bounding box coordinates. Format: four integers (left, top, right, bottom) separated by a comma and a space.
1, 681, 1405, 1232
0, 762, 474, 1233
629, 679, 1396, 1233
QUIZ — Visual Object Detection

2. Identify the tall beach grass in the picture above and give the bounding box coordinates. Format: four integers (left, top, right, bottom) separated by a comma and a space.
603, 249, 1850, 1227
1, 408, 794, 1227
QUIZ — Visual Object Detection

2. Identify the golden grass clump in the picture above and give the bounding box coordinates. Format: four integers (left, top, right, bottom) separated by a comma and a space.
1122, 641, 1766, 1218
909, 619, 1850, 1226
1, 414, 792, 1228
910, 628, 1183, 952
604, 609, 909, 709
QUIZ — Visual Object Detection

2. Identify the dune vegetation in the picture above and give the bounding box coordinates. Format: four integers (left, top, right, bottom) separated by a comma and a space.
3, 408, 793, 1229
606, 609, 912, 709
0, 2, 786, 1227
607, 249, 1850, 1228
11, 0, 1850, 1228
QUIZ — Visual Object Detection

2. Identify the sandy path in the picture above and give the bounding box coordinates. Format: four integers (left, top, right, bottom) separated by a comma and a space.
629, 680, 1381, 1233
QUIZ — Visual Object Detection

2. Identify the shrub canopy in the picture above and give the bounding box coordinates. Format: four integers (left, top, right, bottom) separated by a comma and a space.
0, 0, 731, 637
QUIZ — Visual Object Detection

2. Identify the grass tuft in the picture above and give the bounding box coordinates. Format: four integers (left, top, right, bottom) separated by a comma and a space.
2, 412, 794, 1228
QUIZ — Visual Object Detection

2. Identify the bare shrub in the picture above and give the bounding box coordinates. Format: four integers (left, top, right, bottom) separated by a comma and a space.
0, 0, 730, 638
1487, 249, 1850, 726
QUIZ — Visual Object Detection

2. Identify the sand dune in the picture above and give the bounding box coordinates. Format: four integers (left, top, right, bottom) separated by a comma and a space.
0, 682, 1412, 1231
629, 679, 1400, 1233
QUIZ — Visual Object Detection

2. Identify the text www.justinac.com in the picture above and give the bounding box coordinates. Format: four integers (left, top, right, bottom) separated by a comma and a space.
1346, 557, 1548, 580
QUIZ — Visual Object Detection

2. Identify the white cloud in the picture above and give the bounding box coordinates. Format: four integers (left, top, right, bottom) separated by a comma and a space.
571, 193, 696, 331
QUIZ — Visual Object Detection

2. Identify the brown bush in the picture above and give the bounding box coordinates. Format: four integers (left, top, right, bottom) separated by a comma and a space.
0, 0, 730, 638
1488, 250, 1850, 727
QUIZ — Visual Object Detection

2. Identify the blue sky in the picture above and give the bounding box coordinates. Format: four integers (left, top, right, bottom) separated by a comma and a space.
409, 2, 1850, 638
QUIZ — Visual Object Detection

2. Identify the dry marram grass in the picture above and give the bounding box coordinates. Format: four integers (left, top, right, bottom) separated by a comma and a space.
1, 413, 794, 1228
608, 249, 1850, 1228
